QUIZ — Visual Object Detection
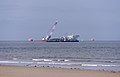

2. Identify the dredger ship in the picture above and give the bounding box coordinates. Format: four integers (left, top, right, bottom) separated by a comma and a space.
28, 21, 79, 42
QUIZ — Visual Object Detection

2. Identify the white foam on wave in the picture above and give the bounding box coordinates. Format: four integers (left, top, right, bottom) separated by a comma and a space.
32, 59, 52, 62
44, 59, 52, 62
82, 64, 97, 66
32, 59, 69, 62
81, 64, 120, 67
0, 61, 19, 63
1, 60, 119, 68
37, 62, 80, 65
36, 61, 120, 67
0, 61, 34, 64
32, 59, 43, 61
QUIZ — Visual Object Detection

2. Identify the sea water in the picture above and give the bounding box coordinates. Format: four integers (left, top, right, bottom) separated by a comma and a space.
0, 41, 120, 72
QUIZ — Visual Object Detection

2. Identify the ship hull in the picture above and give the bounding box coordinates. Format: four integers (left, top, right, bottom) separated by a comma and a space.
47, 39, 79, 42
33, 40, 79, 42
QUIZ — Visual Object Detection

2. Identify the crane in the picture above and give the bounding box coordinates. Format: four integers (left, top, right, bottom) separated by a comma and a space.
42, 20, 58, 41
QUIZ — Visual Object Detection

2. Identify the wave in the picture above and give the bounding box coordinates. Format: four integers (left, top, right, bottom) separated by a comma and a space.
81, 64, 120, 67
0, 61, 19, 63
32, 59, 69, 62
0, 60, 120, 67
32, 59, 52, 62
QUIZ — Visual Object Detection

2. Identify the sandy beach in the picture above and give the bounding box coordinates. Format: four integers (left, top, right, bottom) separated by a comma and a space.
0, 65, 119, 77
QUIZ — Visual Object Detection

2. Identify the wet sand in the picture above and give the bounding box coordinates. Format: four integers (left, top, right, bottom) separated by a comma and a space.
0, 65, 120, 77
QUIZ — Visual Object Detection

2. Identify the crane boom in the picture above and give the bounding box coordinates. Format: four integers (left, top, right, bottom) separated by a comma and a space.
45, 20, 58, 41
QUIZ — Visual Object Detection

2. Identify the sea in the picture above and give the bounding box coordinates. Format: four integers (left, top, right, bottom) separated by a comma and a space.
0, 41, 120, 72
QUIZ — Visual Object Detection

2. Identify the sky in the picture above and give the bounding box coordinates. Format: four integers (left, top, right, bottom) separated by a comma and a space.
0, 0, 120, 41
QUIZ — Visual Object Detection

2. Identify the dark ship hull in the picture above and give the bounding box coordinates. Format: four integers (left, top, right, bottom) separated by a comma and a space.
47, 38, 79, 42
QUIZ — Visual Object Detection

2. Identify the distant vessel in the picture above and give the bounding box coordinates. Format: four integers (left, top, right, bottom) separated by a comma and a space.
28, 21, 79, 42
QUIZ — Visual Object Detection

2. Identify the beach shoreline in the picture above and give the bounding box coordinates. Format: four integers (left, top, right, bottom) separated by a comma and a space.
0, 65, 120, 77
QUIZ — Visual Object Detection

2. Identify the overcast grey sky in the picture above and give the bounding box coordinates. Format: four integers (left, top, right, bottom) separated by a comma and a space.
0, 0, 120, 40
